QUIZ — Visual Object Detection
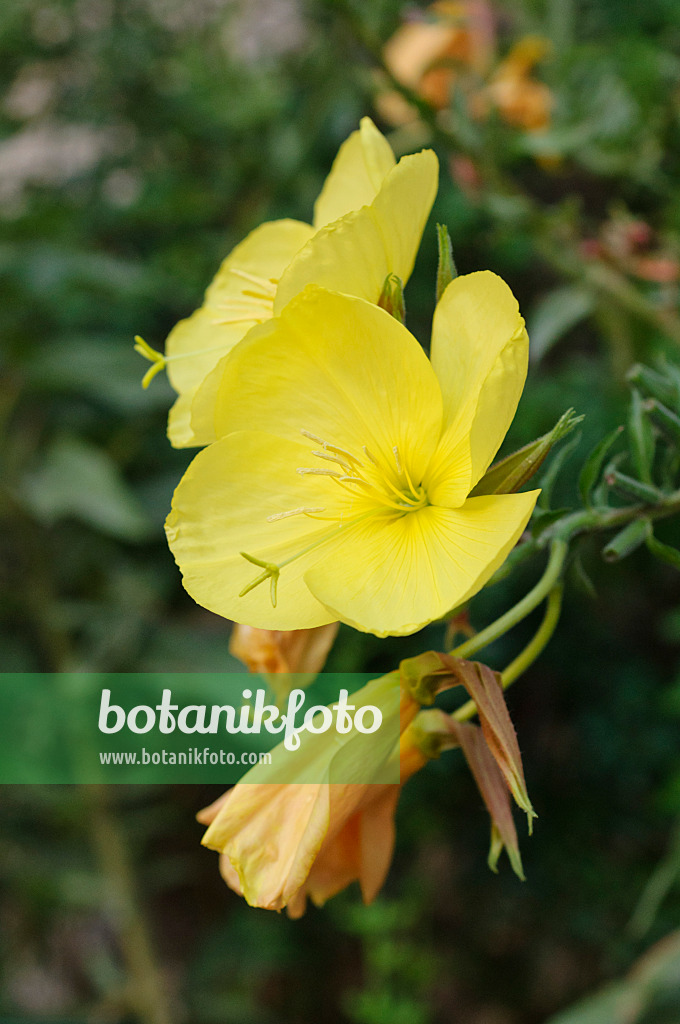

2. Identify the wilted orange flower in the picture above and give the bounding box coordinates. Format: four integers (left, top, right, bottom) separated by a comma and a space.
485, 36, 552, 132
230, 622, 340, 705
378, 1, 552, 137
197, 678, 421, 917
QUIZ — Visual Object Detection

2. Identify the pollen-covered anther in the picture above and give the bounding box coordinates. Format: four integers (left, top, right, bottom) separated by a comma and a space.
296, 467, 342, 478
266, 506, 326, 522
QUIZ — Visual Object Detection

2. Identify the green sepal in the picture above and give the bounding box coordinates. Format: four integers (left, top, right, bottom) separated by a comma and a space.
472, 408, 583, 497
578, 425, 624, 509
436, 223, 457, 302
602, 517, 650, 562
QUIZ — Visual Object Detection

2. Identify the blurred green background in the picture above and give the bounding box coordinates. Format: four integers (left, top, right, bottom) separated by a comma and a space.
2, 0, 680, 1021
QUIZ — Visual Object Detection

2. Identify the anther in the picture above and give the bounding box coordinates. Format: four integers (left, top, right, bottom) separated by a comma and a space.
296, 467, 342, 477
393, 445, 403, 474
301, 429, 326, 445
267, 507, 325, 521
362, 445, 379, 466
311, 450, 353, 472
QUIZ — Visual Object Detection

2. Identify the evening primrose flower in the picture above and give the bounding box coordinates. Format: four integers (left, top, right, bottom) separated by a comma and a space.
166, 272, 539, 637
197, 674, 420, 917
148, 117, 437, 448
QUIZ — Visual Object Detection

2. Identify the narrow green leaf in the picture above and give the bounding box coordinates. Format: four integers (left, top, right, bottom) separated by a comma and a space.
436, 223, 457, 302
578, 425, 624, 508
538, 431, 582, 510
472, 408, 583, 497
528, 284, 594, 362
646, 531, 680, 570
605, 470, 664, 505
602, 518, 650, 562
627, 362, 680, 411
645, 398, 680, 444
628, 388, 655, 485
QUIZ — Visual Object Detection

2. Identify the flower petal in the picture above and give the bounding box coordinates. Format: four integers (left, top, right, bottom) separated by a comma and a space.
275, 150, 439, 313
312, 117, 396, 229
166, 219, 314, 447
203, 783, 330, 910
214, 287, 443, 484
358, 786, 400, 903
166, 430, 348, 629
304, 491, 539, 636
430, 271, 529, 486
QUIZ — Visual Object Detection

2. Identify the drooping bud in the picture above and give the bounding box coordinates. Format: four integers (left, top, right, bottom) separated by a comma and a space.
230, 622, 339, 707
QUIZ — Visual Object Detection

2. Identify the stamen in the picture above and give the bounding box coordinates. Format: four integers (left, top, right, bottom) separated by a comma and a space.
267, 507, 325, 521
211, 315, 268, 325
301, 430, 326, 445
311, 450, 354, 472
324, 444, 363, 468
393, 445, 403, 475
228, 268, 277, 294
297, 467, 342, 478
362, 445, 379, 466
216, 297, 274, 311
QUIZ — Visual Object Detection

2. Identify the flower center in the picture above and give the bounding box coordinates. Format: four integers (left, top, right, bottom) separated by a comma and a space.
238, 431, 430, 607
290, 430, 429, 517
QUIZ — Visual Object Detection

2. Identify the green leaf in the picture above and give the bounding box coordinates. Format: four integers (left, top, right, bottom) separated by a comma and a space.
646, 531, 680, 570
628, 388, 655, 485
578, 425, 624, 509
18, 436, 154, 542
602, 518, 650, 562
537, 431, 582, 510
528, 285, 594, 362
472, 408, 583, 497
435, 224, 457, 302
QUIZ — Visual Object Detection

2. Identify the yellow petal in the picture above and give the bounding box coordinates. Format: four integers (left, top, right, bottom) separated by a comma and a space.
304, 491, 539, 637
166, 219, 314, 447
166, 430, 346, 630
214, 287, 443, 485
430, 271, 529, 486
275, 150, 439, 312
312, 117, 396, 230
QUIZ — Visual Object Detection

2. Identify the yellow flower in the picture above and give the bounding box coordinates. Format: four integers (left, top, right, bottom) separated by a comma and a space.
166, 273, 539, 637
156, 117, 437, 448
197, 674, 420, 917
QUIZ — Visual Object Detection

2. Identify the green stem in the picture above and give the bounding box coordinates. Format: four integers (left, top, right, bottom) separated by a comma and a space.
501, 583, 563, 687
453, 584, 563, 723
83, 785, 174, 1024
449, 539, 568, 661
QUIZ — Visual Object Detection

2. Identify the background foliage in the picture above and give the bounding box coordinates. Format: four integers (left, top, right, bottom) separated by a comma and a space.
2, 0, 680, 1021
